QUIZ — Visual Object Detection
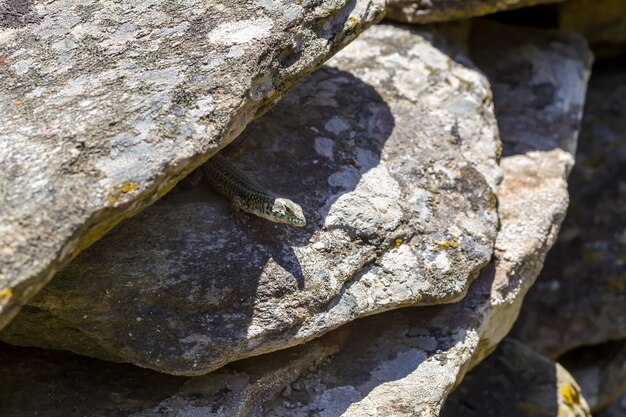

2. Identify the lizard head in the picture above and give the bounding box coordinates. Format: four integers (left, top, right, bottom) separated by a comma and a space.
270, 198, 306, 227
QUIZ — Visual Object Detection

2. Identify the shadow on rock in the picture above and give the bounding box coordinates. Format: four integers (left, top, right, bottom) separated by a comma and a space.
1, 67, 394, 375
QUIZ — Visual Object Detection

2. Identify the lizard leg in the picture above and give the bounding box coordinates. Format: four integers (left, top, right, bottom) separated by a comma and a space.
231, 195, 248, 225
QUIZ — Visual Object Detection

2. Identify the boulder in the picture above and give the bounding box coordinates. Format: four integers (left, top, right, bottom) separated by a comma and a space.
441, 339, 591, 417
512, 64, 626, 358
0, 20, 593, 417
386, 0, 566, 24
0, 22, 502, 375
0, 0, 385, 330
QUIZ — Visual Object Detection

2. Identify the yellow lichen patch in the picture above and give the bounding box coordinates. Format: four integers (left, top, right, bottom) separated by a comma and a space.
560, 384, 579, 406
0, 288, 13, 306
489, 192, 497, 209
120, 182, 138, 193
106, 181, 139, 206
432, 239, 460, 249
13, 100, 23, 105
393, 238, 403, 248
348, 16, 359, 29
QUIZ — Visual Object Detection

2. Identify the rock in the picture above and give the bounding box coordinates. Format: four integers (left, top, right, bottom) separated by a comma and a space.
560, 340, 626, 413
0, 0, 385, 330
0, 22, 502, 375
0, 341, 189, 417
557, 0, 626, 57
598, 393, 626, 417
512, 63, 626, 358
441, 339, 592, 417
386, 0, 566, 24
0, 20, 592, 416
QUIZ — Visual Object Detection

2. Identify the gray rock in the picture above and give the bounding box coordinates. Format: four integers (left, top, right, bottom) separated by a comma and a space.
0, 22, 502, 375
441, 339, 591, 417
598, 392, 626, 417
386, 0, 566, 24
0, 0, 385, 330
126, 20, 592, 416
0, 21, 592, 417
0, 341, 189, 417
512, 64, 626, 358
561, 340, 626, 413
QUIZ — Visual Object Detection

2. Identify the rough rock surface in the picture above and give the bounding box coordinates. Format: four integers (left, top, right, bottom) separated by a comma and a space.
561, 340, 626, 413
0, 23, 502, 375
441, 339, 591, 417
0, 0, 385, 330
0, 21, 592, 416
386, 0, 566, 24
512, 65, 626, 358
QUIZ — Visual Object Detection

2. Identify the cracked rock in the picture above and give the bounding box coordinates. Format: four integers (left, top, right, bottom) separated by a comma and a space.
0, 0, 386, 330
0, 23, 502, 375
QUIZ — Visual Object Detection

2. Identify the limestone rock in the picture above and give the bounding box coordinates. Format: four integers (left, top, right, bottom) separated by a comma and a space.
441, 339, 592, 417
512, 64, 626, 358
110, 20, 593, 416
0, 21, 592, 417
386, 0, 566, 24
0, 0, 385, 330
0, 23, 502, 375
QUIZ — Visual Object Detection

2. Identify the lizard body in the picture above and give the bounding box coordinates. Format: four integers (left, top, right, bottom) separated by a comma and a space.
201, 154, 306, 227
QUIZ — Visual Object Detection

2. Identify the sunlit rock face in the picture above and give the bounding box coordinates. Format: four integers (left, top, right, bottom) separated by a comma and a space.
0, 0, 385, 330
0, 23, 502, 375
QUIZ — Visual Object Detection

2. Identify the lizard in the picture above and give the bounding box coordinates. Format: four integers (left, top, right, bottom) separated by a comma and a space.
201, 153, 307, 227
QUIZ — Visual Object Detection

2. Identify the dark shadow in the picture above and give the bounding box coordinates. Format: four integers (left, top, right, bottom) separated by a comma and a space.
2, 66, 394, 375
441, 339, 561, 417
0, 341, 188, 417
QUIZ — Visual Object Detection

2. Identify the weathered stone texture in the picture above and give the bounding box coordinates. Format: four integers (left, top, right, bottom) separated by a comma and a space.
0, 19, 593, 417
512, 65, 626, 358
0, 0, 385, 330
386, 0, 566, 24
0, 22, 502, 375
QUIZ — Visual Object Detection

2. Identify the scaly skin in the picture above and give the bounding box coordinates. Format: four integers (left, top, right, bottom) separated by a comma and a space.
201, 154, 306, 227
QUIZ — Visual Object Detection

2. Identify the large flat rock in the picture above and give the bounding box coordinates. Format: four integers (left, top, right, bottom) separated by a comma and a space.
386, 0, 566, 24
0, 22, 502, 375
512, 64, 626, 358
0, 0, 385, 330
0, 21, 592, 417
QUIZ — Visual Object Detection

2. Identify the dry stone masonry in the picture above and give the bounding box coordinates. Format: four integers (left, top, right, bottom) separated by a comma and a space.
1, 0, 625, 416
